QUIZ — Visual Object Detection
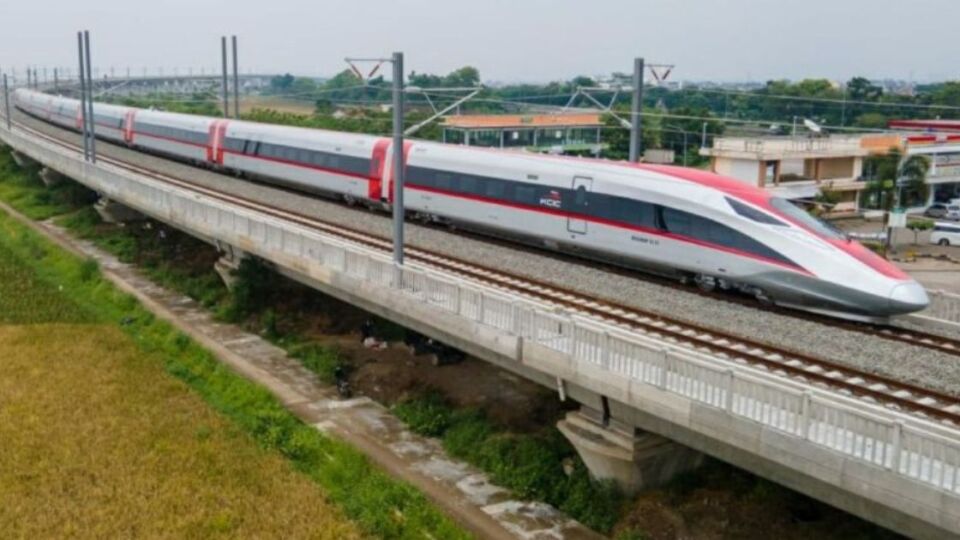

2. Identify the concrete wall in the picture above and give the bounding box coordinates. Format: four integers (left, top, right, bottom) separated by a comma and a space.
713, 157, 761, 186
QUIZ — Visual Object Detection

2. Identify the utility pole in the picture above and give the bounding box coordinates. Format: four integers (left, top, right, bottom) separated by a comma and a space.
628, 57, 644, 163
84, 30, 97, 163
220, 36, 229, 118
53, 68, 59, 92
392, 51, 405, 265
3, 74, 11, 131
231, 35, 240, 118
77, 31, 90, 160
701, 121, 707, 148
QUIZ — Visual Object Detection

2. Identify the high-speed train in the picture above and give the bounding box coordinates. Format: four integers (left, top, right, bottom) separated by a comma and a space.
13, 88, 929, 320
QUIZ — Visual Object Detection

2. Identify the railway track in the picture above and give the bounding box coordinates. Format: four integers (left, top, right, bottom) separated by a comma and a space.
10, 117, 960, 426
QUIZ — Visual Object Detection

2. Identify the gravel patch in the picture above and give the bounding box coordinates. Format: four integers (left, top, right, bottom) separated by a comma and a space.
16, 111, 960, 397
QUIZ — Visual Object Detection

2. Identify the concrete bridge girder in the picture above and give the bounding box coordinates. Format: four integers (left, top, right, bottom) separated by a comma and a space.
94, 197, 145, 224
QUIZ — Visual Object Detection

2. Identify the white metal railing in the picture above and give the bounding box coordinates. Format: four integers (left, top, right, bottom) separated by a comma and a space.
711, 136, 865, 156
4, 126, 960, 511
924, 290, 960, 326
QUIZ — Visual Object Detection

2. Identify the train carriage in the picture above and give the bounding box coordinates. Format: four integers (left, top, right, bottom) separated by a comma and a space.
131, 109, 214, 162
218, 121, 378, 201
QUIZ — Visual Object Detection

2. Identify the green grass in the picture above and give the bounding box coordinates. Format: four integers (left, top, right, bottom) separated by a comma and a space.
0, 153, 96, 220
0, 153, 469, 539
393, 391, 624, 533
0, 239, 93, 324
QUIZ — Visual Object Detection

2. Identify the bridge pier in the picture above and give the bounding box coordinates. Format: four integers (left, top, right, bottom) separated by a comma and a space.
94, 197, 145, 224
214, 244, 248, 291
10, 150, 35, 168
39, 167, 65, 187
557, 407, 704, 495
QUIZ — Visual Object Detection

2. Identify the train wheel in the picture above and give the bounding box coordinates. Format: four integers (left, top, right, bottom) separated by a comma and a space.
693, 274, 716, 292
754, 288, 774, 305
343, 195, 358, 207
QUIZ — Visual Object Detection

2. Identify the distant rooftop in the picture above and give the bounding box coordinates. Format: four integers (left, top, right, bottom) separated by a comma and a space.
889, 119, 960, 133
442, 113, 603, 129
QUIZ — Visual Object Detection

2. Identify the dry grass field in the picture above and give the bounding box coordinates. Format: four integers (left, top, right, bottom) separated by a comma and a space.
239, 95, 317, 115
0, 243, 361, 538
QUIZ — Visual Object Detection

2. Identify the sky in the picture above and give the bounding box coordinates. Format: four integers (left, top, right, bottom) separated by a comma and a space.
1, 0, 957, 84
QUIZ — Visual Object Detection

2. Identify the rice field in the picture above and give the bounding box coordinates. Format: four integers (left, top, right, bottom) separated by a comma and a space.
0, 225, 361, 538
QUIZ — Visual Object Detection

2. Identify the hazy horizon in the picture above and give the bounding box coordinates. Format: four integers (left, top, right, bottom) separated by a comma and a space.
2, 0, 957, 84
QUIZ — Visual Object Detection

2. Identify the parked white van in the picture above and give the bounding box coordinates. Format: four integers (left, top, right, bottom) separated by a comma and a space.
931, 222, 960, 246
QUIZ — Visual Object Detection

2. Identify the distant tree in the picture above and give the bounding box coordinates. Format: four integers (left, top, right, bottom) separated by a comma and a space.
269, 73, 295, 92
443, 66, 480, 88
291, 77, 318, 96
847, 76, 883, 101
898, 151, 931, 207
570, 75, 596, 88
931, 81, 960, 107
906, 219, 935, 244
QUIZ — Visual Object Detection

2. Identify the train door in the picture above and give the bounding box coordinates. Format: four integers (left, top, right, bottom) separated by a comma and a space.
567, 176, 592, 234
369, 139, 390, 201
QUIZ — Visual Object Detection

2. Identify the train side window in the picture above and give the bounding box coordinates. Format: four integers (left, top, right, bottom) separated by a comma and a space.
486, 180, 505, 200
460, 176, 477, 194
435, 173, 452, 190
515, 186, 536, 205
662, 208, 693, 236
587, 193, 610, 219
705, 221, 735, 246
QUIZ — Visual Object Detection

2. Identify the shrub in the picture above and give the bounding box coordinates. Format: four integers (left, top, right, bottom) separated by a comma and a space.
392, 391, 454, 437
393, 391, 624, 533
290, 343, 342, 384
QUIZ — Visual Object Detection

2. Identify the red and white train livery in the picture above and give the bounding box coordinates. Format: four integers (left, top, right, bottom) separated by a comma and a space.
13, 88, 929, 319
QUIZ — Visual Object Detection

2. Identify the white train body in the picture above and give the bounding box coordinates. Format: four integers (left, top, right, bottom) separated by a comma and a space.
13, 88, 929, 319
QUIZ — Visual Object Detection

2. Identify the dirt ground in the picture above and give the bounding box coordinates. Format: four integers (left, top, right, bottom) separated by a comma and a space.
263, 274, 566, 432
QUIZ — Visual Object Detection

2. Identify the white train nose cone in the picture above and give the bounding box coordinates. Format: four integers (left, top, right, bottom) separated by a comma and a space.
889, 281, 930, 314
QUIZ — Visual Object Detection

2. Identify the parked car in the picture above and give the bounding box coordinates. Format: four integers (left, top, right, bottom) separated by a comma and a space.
931, 222, 960, 246
925, 203, 960, 220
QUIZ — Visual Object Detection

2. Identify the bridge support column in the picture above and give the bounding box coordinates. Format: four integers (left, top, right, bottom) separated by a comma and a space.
39, 167, 65, 187
558, 407, 704, 495
94, 197, 144, 224
214, 244, 248, 291
10, 150, 35, 168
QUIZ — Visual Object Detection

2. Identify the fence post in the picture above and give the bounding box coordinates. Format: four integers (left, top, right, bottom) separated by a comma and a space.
453, 284, 461, 315
800, 391, 812, 439
657, 349, 669, 389
601, 331, 610, 370
889, 421, 903, 472
725, 369, 735, 412
511, 302, 521, 335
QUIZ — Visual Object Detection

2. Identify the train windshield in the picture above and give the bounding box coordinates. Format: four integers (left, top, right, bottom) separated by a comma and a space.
770, 197, 847, 240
